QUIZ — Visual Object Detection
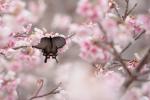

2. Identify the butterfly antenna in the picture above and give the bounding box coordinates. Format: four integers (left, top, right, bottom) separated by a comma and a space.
65, 33, 76, 39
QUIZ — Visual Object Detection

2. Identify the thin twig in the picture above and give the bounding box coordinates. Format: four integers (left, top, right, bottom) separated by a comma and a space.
0, 52, 11, 60
112, 44, 132, 77
65, 33, 76, 39
134, 30, 145, 40
123, 48, 150, 88
127, 3, 138, 15
13, 46, 28, 50
34, 79, 44, 97
13, 33, 28, 38
114, 7, 122, 19
13, 45, 40, 50
120, 30, 146, 55
96, 21, 133, 76
123, 0, 129, 20
97, 22, 107, 35
29, 83, 61, 100
0, 52, 6, 57
136, 79, 150, 82
135, 48, 150, 73
115, 0, 137, 21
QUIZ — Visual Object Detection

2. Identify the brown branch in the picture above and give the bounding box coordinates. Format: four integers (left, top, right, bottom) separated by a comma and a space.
13, 45, 39, 50
115, 0, 137, 21
29, 83, 61, 100
123, 48, 150, 88
134, 30, 146, 40
120, 30, 146, 55
96, 23, 146, 57
114, 7, 122, 19
13, 33, 28, 38
34, 79, 44, 97
136, 79, 150, 82
0, 52, 11, 60
111, 44, 132, 77
135, 49, 150, 73
123, 0, 129, 20
0, 52, 6, 57
127, 3, 138, 15
13, 46, 28, 50
96, 21, 133, 77
65, 33, 76, 39
97, 22, 107, 35
96, 19, 145, 82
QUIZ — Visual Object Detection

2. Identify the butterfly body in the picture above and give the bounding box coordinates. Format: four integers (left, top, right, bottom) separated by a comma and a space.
34, 36, 66, 63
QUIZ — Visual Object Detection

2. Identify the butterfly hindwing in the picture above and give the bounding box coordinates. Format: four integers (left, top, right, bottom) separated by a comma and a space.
52, 36, 66, 48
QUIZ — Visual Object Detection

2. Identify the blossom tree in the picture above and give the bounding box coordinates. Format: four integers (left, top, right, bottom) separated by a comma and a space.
0, 0, 150, 100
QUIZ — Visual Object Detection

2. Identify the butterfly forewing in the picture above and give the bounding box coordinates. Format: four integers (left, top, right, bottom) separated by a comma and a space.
35, 37, 51, 49
52, 36, 66, 48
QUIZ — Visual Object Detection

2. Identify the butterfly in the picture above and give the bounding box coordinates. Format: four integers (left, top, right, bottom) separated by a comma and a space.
33, 36, 66, 63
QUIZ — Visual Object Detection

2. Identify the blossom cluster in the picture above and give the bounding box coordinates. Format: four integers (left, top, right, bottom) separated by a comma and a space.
0, 0, 47, 99
51, 0, 150, 100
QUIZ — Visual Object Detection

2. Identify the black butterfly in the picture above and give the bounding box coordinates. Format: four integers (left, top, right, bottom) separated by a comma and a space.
33, 36, 66, 63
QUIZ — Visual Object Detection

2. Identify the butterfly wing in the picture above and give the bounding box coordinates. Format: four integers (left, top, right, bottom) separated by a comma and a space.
52, 36, 66, 48
34, 37, 51, 49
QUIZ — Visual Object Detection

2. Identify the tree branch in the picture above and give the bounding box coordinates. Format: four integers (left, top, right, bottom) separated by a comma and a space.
114, 0, 137, 21
111, 44, 132, 77
114, 6, 122, 19
127, 3, 138, 15
123, 0, 129, 19
29, 82, 61, 100
13, 46, 29, 50
120, 30, 146, 55
34, 79, 44, 98
97, 22, 107, 35
123, 48, 150, 88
